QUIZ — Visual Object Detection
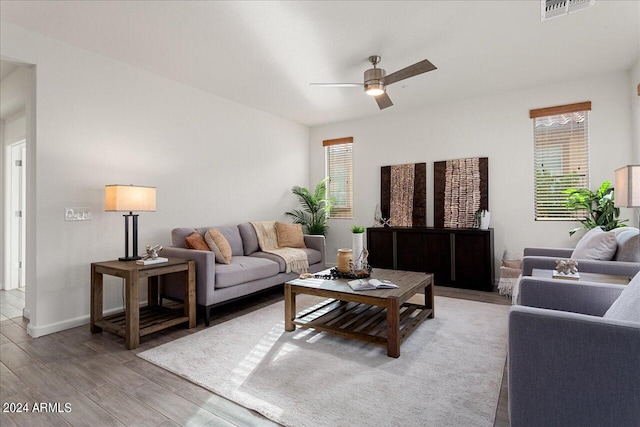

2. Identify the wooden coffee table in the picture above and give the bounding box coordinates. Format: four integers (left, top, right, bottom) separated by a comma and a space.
284, 269, 434, 358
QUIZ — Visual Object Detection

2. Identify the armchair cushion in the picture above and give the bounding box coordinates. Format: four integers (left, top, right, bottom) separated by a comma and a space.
604, 272, 640, 323
571, 227, 617, 260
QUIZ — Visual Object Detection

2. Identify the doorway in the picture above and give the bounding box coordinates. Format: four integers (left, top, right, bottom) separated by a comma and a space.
1, 59, 33, 322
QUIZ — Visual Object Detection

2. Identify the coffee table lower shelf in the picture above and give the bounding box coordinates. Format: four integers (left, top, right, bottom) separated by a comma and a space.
94, 306, 190, 338
292, 298, 432, 348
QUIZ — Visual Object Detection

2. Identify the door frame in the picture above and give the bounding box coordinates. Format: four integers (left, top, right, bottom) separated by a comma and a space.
3, 140, 26, 290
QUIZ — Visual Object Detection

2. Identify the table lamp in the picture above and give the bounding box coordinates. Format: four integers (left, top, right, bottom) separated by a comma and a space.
105, 185, 156, 261
614, 165, 640, 227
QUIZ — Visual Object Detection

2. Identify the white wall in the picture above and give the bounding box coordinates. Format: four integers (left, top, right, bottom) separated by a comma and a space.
1, 22, 310, 336
310, 71, 635, 275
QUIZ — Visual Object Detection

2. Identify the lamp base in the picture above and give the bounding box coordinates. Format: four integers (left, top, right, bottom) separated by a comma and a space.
118, 256, 141, 262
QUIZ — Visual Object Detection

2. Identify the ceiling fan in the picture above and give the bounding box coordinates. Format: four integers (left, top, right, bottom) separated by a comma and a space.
310, 55, 437, 110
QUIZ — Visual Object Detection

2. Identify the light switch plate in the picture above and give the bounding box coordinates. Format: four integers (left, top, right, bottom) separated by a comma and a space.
65, 207, 91, 221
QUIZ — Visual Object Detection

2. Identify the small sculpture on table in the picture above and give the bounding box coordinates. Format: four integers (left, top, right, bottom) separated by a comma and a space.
554, 259, 579, 279
141, 244, 163, 260
348, 248, 371, 278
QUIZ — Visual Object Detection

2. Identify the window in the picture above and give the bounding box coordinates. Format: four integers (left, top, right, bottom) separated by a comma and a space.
324, 137, 353, 218
530, 101, 591, 220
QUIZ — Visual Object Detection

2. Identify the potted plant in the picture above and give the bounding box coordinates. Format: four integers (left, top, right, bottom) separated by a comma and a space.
285, 178, 334, 235
351, 225, 365, 270
563, 180, 627, 236
473, 209, 491, 230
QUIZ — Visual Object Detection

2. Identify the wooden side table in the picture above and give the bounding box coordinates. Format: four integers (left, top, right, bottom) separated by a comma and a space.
90, 258, 195, 349
532, 268, 631, 285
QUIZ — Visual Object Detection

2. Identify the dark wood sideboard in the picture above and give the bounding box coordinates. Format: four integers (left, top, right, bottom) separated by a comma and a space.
367, 227, 494, 291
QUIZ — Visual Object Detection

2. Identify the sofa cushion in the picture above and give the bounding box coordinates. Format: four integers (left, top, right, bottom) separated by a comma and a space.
275, 222, 306, 248
214, 256, 280, 289
185, 232, 209, 251
250, 248, 321, 273
238, 222, 260, 255
205, 228, 232, 264
571, 227, 617, 260
614, 229, 640, 262
603, 272, 640, 323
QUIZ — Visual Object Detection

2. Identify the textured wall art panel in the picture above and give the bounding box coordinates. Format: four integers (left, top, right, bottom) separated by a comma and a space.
434, 157, 488, 228
381, 163, 426, 227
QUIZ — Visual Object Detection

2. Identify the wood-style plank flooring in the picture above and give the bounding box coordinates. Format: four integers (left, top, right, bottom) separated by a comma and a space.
1, 285, 511, 426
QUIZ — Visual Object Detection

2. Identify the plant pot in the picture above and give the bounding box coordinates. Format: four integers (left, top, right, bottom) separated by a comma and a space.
480, 211, 491, 230
352, 233, 364, 270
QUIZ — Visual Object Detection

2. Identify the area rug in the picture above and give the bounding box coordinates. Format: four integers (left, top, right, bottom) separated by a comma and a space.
138, 296, 509, 427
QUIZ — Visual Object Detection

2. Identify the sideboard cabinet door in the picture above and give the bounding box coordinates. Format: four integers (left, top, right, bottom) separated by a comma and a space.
366, 227, 494, 291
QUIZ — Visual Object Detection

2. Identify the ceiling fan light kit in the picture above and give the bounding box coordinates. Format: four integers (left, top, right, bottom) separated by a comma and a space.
311, 54, 437, 110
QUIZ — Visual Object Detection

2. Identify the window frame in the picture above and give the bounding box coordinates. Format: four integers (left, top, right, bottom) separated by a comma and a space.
530, 101, 591, 221
323, 137, 353, 219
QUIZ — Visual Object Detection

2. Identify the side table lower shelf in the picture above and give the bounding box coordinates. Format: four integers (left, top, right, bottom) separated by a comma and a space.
94, 305, 191, 339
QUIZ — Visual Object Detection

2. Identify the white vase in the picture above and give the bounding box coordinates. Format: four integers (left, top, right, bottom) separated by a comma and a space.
352, 232, 364, 270
480, 211, 491, 230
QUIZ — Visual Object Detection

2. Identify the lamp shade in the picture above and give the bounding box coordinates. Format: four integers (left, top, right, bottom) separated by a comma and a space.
614, 165, 640, 208
105, 185, 156, 212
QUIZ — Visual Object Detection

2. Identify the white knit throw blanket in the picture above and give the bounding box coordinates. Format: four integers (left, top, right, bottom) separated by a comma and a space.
250, 221, 309, 274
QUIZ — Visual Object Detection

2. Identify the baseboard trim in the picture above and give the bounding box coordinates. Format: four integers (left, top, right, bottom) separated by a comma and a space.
27, 300, 148, 338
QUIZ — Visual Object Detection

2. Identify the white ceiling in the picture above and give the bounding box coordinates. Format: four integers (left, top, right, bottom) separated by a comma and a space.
1, 1, 638, 127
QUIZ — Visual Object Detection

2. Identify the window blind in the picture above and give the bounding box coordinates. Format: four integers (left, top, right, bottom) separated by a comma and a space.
324, 137, 353, 219
531, 102, 591, 220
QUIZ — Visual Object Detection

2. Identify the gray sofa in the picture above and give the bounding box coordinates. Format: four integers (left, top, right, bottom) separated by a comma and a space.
159, 223, 326, 325
509, 277, 640, 426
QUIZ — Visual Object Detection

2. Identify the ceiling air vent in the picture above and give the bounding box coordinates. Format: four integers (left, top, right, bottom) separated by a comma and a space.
541, 0, 595, 21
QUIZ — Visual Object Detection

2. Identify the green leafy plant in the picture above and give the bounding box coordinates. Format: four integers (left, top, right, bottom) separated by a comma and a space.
351, 225, 365, 233
563, 181, 627, 236
285, 178, 334, 235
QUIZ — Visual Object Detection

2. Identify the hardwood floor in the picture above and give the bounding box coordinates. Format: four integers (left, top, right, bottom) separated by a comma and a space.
0, 285, 511, 426
0, 288, 26, 322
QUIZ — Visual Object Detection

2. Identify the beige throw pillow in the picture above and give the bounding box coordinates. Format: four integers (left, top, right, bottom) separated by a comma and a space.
571, 227, 617, 260
204, 228, 232, 264
185, 232, 209, 251
275, 222, 306, 248
502, 259, 522, 269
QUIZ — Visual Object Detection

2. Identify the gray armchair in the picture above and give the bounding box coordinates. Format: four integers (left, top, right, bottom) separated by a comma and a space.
521, 227, 640, 278
509, 277, 640, 427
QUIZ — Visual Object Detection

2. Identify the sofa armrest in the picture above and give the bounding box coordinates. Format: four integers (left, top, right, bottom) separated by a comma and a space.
304, 234, 326, 268
159, 247, 215, 306
518, 277, 624, 316
509, 306, 640, 427
523, 247, 573, 257
571, 259, 640, 277
522, 255, 640, 277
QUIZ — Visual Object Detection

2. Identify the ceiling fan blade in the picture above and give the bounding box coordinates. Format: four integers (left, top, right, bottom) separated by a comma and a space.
309, 83, 363, 87
375, 92, 393, 110
381, 59, 437, 86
